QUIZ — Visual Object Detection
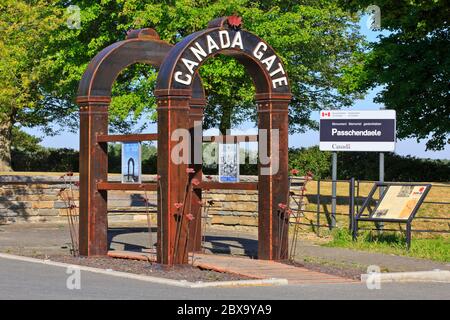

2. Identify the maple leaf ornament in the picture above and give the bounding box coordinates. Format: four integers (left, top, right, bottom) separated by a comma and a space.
227, 15, 242, 30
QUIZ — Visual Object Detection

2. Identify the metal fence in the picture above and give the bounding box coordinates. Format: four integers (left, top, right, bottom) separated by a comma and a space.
289, 177, 450, 237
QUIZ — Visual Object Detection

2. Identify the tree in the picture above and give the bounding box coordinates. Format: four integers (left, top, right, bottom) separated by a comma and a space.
0, 0, 63, 171
341, 0, 450, 150
44, 0, 365, 132
289, 146, 332, 179
1, 0, 366, 169
11, 126, 43, 155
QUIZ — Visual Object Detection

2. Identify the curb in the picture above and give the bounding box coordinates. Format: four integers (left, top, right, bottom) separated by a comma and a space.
361, 270, 450, 283
0, 253, 288, 288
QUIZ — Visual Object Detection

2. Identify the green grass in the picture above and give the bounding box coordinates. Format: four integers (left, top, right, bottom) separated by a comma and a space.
324, 228, 450, 263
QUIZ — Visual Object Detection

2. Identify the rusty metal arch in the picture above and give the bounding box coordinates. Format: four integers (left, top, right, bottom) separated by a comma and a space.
77, 28, 205, 103
154, 17, 292, 264
155, 18, 291, 98
76, 28, 206, 257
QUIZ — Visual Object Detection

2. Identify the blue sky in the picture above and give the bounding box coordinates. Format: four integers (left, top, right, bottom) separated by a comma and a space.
24, 15, 449, 160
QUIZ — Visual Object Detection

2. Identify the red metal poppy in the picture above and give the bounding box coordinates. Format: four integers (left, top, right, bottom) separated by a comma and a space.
185, 213, 195, 221
278, 203, 288, 210
186, 168, 195, 174
174, 202, 184, 209
290, 169, 299, 176
191, 178, 200, 186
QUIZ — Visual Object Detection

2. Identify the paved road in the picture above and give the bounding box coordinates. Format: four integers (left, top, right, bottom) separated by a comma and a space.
0, 257, 449, 300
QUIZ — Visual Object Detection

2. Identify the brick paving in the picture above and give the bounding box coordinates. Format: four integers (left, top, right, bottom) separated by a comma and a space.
106, 250, 354, 284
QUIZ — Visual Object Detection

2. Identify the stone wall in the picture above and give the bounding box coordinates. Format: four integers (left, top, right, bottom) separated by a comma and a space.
0, 173, 276, 228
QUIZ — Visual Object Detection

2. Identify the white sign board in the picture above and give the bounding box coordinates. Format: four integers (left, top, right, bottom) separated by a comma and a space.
121, 142, 142, 183
319, 110, 396, 152
218, 143, 240, 183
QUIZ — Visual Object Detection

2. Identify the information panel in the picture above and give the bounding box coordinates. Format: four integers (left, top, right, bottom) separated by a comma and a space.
371, 185, 431, 221
319, 110, 396, 152
121, 142, 142, 184
219, 143, 240, 183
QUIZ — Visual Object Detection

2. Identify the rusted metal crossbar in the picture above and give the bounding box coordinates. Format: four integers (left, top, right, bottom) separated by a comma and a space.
95, 133, 258, 144
96, 134, 158, 142
97, 182, 158, 191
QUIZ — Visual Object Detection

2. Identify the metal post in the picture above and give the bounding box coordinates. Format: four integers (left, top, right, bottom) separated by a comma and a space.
316, 178, 321, 236
377, 152, 385, 234
353, 218, 358, 241
331, 152, 337, 228
406, 222, 412, 250
257, 98, 290, 260
356, 179, 360, 213
349, 178, 355, 231
379, 152, 384, 184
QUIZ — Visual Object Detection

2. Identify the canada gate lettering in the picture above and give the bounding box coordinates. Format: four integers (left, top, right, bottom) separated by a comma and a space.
174, 30, 288, 89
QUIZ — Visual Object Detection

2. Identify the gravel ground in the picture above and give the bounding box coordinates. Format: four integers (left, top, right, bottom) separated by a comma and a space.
31, 254, 251, 282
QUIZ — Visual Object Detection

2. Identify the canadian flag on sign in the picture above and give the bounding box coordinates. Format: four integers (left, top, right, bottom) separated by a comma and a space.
321, 111, 331, 117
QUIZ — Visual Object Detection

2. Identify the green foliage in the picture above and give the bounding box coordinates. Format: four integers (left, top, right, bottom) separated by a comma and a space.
107, 143, 122, 173
11, 127, 79, 172
109, 65, 159, 132
11, 127, 42, 154
337, 152, 450, 182
326, 228, 450, 262
12, 148, 79, 172
42, 0, 366, 134
0, 0, 64, 128
341, 0, 450, 150
289, 146, 332, 179
288, 146, 450, 181
0, 1, 65, 169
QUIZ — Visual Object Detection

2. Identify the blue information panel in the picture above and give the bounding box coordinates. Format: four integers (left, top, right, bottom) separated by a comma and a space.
121, 142, 142, 184
219, 143, 240, 183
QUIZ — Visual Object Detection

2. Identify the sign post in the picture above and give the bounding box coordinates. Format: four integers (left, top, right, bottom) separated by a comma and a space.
377, 152, 385, 233
331, 152, 337, 228
320, 110, 396, 230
